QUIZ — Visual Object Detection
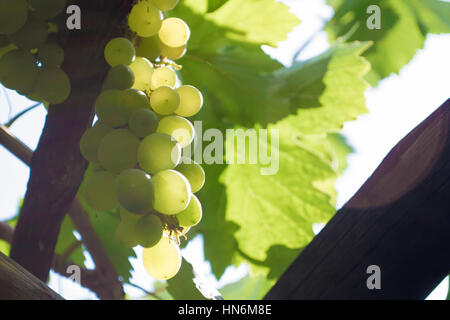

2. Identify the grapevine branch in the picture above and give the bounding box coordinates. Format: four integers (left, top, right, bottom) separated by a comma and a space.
8, 0, 133, 290
266, 99, 450, 300
0, 124, 123, 299
0, 222, 13, 243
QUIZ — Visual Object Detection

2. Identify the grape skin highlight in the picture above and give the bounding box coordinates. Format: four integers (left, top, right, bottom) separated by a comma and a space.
104, 37, 136, 67
158, 18, 190, 48
129, 57, 154, 91
128, 1, 163, 37
157, 115, 194, 148
151, 66, 177, 90
176, 194, 202, 227
176, 158, 205, 193
150, 85, 180, 115
175, 85, 203, 117
152, 169, 191, 215
137, 133, 181, 175
142, 236, 181, 280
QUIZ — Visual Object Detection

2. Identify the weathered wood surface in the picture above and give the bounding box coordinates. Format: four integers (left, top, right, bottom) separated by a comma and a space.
0, 252, 62, 300
266, 99, 450, 300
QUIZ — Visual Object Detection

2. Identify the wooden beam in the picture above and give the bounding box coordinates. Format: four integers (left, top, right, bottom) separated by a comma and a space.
266, 98, 450, 300
0, 252, 62, 300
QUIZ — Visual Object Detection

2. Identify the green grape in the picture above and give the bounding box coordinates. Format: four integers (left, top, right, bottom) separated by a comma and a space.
128, 1, 163, 37
116, 169, 154, 214
84, 170, 119, 211
79, 122, 112, 163
0, 44, 15, 60
176, 194, 202, 227
158, 18, 190, 48
160, 43, 186, 60
95, 89, 128, 127
176, 158, 205, 193
29, 0, 67, 20
120, 206, 142, 223
0, 35, 10, 47
148, 0, 179, 11
153, 169, 191, 215
116, 221, 140, 247
9, 18, 48, 50
0, 49, 38, 92
104, 37, 136, 67
129, 57, 154, 91
116, 207, 141, 247
138, 133, 181, 174
136, 35, 162, 61
37, 43, 64, 66
34, 67, 71, 104
151, 66, 177, 90
135, 214, 163, 248
157, 115, 194, 148
149, 85, 180, 115
122, 88, 151, 117
0, 0, 28, 35
98, 129, 140, 173
142, 236, 181, 280
102, 64, 135, 90
175, 85, 203, 117
128, 108, 158, 138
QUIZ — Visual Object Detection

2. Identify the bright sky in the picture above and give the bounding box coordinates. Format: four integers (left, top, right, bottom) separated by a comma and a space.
0, 0, 449, 300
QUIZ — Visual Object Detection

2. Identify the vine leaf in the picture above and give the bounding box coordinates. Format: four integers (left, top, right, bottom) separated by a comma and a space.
326, 0, 450, 85
166, 258, 222, 300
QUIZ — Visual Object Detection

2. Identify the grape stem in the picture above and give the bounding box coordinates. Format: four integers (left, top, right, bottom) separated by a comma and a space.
4, 102, 42, 128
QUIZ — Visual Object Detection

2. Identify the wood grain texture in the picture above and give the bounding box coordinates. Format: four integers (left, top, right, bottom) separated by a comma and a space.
0, 252, 62, 300
266, 98, 450, 300
10, 0, 133, 283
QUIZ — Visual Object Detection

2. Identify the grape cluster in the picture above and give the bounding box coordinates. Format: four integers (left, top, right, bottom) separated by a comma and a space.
0, 0, 70, 104
80, 0, 205, 281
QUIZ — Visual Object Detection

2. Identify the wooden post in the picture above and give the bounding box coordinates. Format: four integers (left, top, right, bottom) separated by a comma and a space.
0, 252, 62, 300
266, 99, 450, 300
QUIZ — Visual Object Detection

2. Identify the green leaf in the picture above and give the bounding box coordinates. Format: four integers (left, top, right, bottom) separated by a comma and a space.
171, 0, 299, 127
0, 240, 9, 256
78, 165, 136, 282
326, 0, 450, 85
0, 214, 18, 256
54, 215, 85, 268
207, 0, 228, 12
221, 121, 337, 263
273, 41, 371, 134
196, 42, 369, 278
166, 258, 220, 300
219, 274, 273, 300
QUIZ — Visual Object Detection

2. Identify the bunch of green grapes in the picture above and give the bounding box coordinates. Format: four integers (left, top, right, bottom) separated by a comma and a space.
80, 0, 205, 281
0, 0, 70, 104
